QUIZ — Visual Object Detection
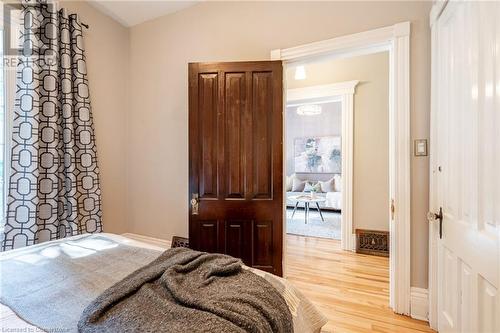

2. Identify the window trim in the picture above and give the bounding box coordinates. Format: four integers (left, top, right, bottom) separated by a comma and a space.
1, 4, 19, 229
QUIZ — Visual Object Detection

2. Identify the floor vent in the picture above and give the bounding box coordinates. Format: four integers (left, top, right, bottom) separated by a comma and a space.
355, 229, 389, 257
171, 236, 189, 248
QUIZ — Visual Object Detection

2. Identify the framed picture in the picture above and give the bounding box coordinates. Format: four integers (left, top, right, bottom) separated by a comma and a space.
294, 136, 341, 173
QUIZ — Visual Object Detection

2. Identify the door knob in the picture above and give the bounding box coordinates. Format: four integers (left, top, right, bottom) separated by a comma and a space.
191, 193, 199, 215
427, 207, 443, 239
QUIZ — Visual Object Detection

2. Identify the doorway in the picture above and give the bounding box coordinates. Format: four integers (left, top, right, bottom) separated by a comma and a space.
284, 52, 390, 246
273, 22, 412, 314
284, 88, 345, 240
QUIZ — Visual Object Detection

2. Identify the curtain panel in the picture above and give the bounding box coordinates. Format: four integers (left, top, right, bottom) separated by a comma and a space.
2, 0, 102, 250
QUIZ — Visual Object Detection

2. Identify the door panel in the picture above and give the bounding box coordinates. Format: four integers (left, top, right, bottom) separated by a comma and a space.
478, 278, 497, 333
189, 61, 283, 276
223, 220, 252, 265
459, 260, 473, 332
253, 220, 273, 271
252, 72, 273, 200
224, 73, 246, 199
198, 73, 219, 199
432, 2, 499, 332
191, 220, 220, 253
439, 246, 457, 330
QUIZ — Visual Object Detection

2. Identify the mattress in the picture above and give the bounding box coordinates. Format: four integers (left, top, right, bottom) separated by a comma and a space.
0, 233, 327, 332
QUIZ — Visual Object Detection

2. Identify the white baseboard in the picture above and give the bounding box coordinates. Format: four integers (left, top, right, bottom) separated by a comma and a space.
410, 287, 429, 322
351, 233, 356, 251
121, 233, 172, 248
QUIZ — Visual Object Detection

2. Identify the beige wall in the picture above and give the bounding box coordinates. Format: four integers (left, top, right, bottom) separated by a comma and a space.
128, 1, 431, 288
62, 1, 130, 234
287, 52, 390, 232
69, 1, 431, 288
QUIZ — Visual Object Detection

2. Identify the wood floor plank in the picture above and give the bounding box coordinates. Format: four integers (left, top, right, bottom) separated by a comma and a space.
285, 235, 435, 333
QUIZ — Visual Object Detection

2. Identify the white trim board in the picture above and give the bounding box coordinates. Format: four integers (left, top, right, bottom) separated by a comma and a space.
272, 21, 412, 315
270, 23, 408, 63
286, 81, 359, 252
287, 81, 359, 102
410, 287, 429, 322
121, 233, 172, 248
1, 20, 17, 227
427, 4, 441, 330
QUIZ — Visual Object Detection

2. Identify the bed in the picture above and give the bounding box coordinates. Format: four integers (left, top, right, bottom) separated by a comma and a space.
0, 233, 327, 332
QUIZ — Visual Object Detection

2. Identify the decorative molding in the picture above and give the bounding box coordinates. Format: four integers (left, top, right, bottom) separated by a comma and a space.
2, 5, 20, 208
287, 81, 359, 106
410, 287, 429, 322
351, 233, 357, 251
389, 21, 411, 316
340, 91, 355, 252
428, 3, 444, 329
3, 54, 16, 214
121, 233, 172, 248
393, 21, 411, 37
270, 49, 281, 61
272, 21, 412, 315
271, 22, 409, 63
285, 81, 358, 252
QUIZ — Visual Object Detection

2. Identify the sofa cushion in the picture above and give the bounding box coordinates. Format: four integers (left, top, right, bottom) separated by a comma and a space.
319, 178, 335, 193
292, 177, 306, 192
303, 182, 313, 192
325, 191, 342, 210
304, 182, 321, 192
334, 174, 342, 192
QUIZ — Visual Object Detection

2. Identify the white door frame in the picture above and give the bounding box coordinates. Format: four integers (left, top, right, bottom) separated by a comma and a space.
272, 21, 412, 315
286, 81, 359, 251
428, 2, 447, 329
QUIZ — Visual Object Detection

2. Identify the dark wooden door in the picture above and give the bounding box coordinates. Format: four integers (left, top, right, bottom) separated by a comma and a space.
188, 61, 283, 276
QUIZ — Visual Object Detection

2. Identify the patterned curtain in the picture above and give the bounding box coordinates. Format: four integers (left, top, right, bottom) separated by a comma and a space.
2, 1, 102, 250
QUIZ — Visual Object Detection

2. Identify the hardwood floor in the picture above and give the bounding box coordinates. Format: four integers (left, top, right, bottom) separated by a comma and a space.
285, 235, 435, 333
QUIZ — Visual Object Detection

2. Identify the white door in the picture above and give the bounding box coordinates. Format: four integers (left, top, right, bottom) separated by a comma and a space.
431, 1, 499, 332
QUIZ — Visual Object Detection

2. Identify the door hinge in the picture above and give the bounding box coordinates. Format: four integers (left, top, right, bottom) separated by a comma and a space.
391, 199, 395, 220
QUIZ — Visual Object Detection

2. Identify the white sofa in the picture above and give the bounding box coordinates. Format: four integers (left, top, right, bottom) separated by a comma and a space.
285, 174, 342, 211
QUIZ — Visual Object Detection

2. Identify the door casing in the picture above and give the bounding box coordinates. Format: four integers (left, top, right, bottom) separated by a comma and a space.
271, 21, 412, 315
285, 81, 359, 252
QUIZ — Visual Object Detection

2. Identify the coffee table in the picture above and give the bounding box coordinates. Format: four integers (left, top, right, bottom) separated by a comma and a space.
289, 195, 326, 224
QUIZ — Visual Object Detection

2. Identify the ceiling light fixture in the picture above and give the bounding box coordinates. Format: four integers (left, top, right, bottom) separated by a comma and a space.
294, 65, 306, 80
296, 104, 322, 116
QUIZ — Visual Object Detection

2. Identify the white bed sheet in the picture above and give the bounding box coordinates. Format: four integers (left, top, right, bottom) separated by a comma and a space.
0, 233, 327, 333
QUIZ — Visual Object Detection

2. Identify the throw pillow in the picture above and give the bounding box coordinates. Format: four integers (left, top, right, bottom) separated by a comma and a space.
303, 182, 315, 192
334, 174, 342, 192
304, 181, 322, 193
292, 177, 306, 192
319, 178, 335, 193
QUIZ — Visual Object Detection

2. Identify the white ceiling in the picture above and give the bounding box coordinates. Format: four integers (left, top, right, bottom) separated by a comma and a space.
86, 1, 199, 27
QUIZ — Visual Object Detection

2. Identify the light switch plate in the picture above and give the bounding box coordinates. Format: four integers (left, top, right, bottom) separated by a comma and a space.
414, 139, 428, 156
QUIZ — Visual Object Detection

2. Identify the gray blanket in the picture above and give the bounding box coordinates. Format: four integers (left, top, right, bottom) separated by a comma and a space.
78, 247, 293, 333
0, 235, 162, 332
